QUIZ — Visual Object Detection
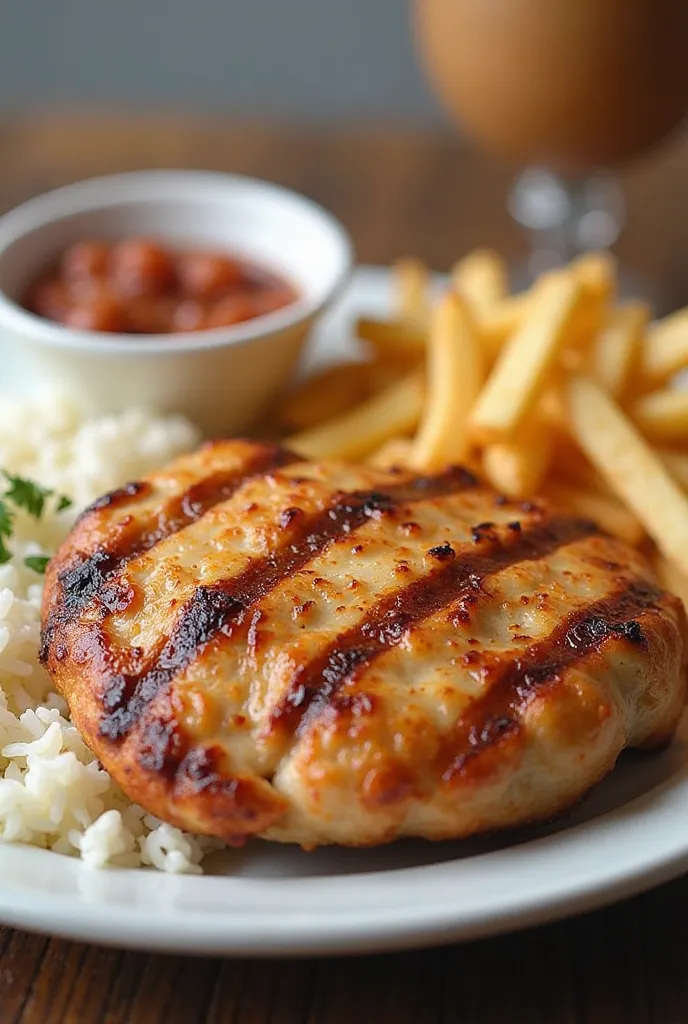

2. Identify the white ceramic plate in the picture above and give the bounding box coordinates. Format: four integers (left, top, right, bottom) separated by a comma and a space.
1, 265, 688, 957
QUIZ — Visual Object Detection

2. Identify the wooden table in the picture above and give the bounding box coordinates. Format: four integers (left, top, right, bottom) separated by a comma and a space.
2, 115, 688, 1024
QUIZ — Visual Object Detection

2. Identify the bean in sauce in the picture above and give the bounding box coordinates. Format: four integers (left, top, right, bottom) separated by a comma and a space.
24, 238, 298, 335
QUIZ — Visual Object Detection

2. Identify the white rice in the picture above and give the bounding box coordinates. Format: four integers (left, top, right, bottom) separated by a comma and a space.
0, 391, 222, 872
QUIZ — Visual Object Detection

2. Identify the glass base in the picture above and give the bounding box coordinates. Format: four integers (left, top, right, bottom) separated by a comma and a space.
507, 167, 669, 311
509, 168, 626, 264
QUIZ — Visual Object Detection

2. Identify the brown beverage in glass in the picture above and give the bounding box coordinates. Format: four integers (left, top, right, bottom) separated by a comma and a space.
413, 0, 688, 272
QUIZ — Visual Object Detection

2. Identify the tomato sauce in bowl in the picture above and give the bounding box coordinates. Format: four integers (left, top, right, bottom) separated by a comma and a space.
24, 238, 298, 334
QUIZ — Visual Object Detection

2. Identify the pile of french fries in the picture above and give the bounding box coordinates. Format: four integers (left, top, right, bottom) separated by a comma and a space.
278, 250, 688, 609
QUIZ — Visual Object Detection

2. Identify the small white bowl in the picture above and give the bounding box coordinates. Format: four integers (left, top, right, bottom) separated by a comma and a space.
0, 170, 353, 435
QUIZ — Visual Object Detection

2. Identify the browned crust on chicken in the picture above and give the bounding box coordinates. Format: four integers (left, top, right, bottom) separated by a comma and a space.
41, 439, 688, 848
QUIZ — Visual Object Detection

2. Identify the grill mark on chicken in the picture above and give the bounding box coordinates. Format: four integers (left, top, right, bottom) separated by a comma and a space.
40, 444, 296, 657
272, 515, 599, 732
97, 465, 481, 740
132, 721, 287, 843
133, 710, 279, 820
79, 480, 151, 518
438, 578, 661, 782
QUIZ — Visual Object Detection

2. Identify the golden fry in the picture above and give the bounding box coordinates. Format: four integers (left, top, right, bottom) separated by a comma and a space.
367, 437, 413, 469
549, 434, 612, 495
654, 552, 688, 613
482, 416, 552, 498
479, 250, 614, 355
366, 360, 408, 391
569, 250, 617, 298
393, 258, 431, 327
469, 271, 583, 444
565, 375, 688, 574
355, 317, 426, 361
278, 362, 376, 431
656, 448, 688, 491
477, 292, 530, 356
288, 371, 424, 462
590, 300, 648, 399
410, 291, 484, 470
631, 389, 688, 443
539, 386, 570, 432
545, 481, 644, 546
557, 252, 616, 351
640, 307, 688, 386
451, 249, 508, 314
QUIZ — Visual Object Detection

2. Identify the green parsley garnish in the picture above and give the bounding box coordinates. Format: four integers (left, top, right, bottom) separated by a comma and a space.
3, 472, 53, 519
0, 536, 12, 565
0, 472, 72, 568
23, 554, 50, 574
0, 500, 13, 565
0, 501, 13, 539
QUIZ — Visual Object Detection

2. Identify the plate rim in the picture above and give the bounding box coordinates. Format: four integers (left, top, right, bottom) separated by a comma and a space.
0, 775, 687, 957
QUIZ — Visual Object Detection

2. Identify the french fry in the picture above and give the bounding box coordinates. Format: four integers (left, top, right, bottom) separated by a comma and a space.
288, 371, 424, 462
479, 251, 614, 355
478, 292, 530, 356
545, 481, 645, 546
451, 249, 508, 314
469, 270, 583, 444
590, 300, 648, 399
367, 437, 413, 469
410, 291, 484, 470
482, 415, 552, 498
556, 252, 616, 351
631, 389, 688, 443
539, 385, 570, 431
278, 360, 406, 431
550, 435, 613, 496
569, 250, 617, 299
393, 258, 431, 327
640, 307, 688, 386
654, 552, 688, 613
565, 375, 688, 574
559, 348, 588, 372
656, 448, 688, 491
355, 317, 426, 361
278, 362, 378, 431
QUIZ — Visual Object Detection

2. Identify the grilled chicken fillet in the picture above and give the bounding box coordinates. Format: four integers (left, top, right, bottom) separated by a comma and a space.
41, 439, 687, 847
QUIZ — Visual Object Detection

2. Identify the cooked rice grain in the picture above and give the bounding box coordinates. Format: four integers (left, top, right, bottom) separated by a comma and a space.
0, 391, 221, 872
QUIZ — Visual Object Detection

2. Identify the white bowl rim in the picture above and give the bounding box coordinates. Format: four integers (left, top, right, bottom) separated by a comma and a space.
0, 169, 354, 355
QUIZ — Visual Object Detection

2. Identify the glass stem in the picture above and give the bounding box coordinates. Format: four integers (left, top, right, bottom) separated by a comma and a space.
508, 167, 626, 278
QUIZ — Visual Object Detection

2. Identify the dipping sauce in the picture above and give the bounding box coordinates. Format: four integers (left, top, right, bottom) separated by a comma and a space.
23, 238, 298, 334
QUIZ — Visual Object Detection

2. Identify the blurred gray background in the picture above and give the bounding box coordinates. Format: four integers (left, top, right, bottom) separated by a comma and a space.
0, 0, 441, 122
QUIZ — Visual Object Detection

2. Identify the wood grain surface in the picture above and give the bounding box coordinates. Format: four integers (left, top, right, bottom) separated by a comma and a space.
1, 114, 688, 1024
